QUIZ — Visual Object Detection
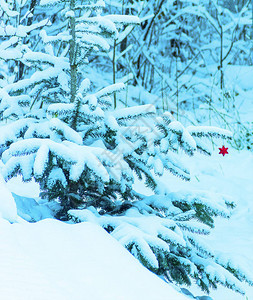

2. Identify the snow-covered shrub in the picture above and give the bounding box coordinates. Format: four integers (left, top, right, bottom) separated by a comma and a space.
0, 0, 138, 216
2, 90, 252, 294
69, 190, 252, 294
0, 0, 252, 296
0, 1, 50, 119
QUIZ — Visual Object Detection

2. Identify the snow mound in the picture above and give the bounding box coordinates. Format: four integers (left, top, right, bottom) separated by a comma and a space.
0, 219, 189, 300
0, 173, 17, 222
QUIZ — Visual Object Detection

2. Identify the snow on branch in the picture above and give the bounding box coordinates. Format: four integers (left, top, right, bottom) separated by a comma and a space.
39, 0, 63, 7
113, 104, 156, 122
0, 0, 19, 17
0, 119, 35, 147
76, 16, 118, 37
187, 126, 232, 139
94, 83, 125, 98
2, 138, 76, 163
47, 103, 104, 119
104, 15, 140, 25
75, 1, 105, 12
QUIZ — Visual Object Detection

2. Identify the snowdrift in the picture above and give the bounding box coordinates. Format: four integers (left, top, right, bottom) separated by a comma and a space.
0, 218, 188, 300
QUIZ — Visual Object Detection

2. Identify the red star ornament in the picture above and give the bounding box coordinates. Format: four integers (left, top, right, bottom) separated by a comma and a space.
219, 145, 228, 156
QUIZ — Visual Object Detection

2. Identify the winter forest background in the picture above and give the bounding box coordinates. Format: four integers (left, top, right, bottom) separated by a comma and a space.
0, 0, 253, 299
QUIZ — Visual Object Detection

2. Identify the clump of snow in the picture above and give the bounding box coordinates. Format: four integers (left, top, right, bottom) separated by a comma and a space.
13, 193, 54, 222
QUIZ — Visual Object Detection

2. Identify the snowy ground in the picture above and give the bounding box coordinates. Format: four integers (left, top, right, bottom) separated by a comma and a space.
0, 218, 190, 300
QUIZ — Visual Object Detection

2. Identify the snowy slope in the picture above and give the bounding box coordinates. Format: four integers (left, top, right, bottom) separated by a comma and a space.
0, 218, 189, 300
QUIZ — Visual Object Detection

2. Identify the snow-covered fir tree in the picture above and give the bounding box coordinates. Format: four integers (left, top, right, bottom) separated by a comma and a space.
0, 0, 252, 296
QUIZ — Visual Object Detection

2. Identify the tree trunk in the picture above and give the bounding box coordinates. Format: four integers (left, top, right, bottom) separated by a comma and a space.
69, 0, 77, 104
16, 0, 38, 82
